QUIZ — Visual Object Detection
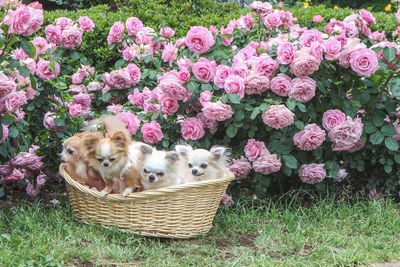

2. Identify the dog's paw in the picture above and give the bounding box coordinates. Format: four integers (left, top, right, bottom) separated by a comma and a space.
99, 190, 108, 197
122, 188, 133, 197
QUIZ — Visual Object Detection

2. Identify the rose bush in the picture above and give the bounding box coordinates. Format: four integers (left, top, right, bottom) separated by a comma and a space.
1, 0, 400, 200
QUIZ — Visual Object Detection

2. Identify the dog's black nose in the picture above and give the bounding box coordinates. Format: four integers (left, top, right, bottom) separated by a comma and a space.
149, 174, 155, 181
192, 169, 198, 175
58, 153, 62, 158
103, 162, 109, 167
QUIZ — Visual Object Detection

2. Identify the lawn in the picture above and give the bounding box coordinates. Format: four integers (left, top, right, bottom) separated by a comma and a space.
1, 195, 400, 266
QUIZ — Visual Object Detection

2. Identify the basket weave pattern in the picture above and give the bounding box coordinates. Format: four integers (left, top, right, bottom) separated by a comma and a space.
60, 164, 234, 238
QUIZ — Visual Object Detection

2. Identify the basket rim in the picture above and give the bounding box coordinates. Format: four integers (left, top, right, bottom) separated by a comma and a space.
60, 163, 235, 201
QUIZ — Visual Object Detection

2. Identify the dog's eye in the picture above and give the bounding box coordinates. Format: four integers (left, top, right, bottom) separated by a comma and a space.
188, 163, 193, 168
96, 157, 102, 162
157, 172, 164, 177
110, 157, 116, 162
144, 168, 149, 173
67, 149, 74, 155
200, 163, 208, 168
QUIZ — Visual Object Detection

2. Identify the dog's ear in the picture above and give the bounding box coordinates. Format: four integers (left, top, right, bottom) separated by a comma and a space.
140, 144, 153, 155
165, 151, 179, 162
210, 146, 227, 160
175, 145, 192, 158
83, 134, 100, 153
111, 131, 128, 149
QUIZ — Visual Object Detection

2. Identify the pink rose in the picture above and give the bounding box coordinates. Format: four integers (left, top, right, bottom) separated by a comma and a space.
289, 76, 316, 103
329, 116, 363, 149
141, 121, 163, 144
262, 104, 294, 129
103, 68, 133, 90
78, 16, 94, 32
44, 25, 62, 45
0, 72, 17, 99
71, 68, 88, 85
0, 164, 12, 176
43, 112, 61, 132
107, 21, 125, 45
277, 42, 296, 65
181, 117, 205, 140
214, 65, 232, 88
244, 72, 269, 95
68, 84, 86, 94
61, 25, 83, 49
160, 27, 175, 37
1, 124, 9, 143
185, 26, 215, 54
158, 76, 189, 101
159, 95, 179, 115
3, 168, 24, 182
68, 103, 82, 116
324, 38, 342, 60
162, 43, 177, 66
221, 26, 234, 46
359, 9, 375, 25
313, 15, 324, 23
32, 36, 48, 56
176, 67, 191, 83
338, 38, 367, 68
55, 17, 73, 29
396, 9, 400, 24
224, 75, 245, 98
36, 59, 60, 80
126, 63, 141, 85
192, 58, 216, 83
325, 19, 346, 35
322, 109, 346, 131
122, 46, 137, 61
244, 139, 267, 162
26, 183, 39, 197
290, 49, 320, 77
299, 163, 326, 184
126, 17, 143, 36
72, 93, 91, 110
253, 154, 282, 175
270, 73, 291, 97
263, 11, 282, 28
117, 112, 140, 135
4, 5, 43, 36
299, 29, 323, 48
199, 90, 212, 105
232, 60, 248, 79
0, 91, 27, 114
349, 48, 378, 77
36, 173, 47, 188
229, 156, 251, 180
87, 82, 103, 92
202, 101, 233, 122
251, 54, 279, 77
11, 151, 43, 170
293, 123, 326, 151
220, 193, 234, 207
336, 168, 348, 182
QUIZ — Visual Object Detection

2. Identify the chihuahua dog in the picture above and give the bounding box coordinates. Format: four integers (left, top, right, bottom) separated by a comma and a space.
175, 145, 230, 183
59, 132, 105, 191
83, 131, 143, 197
137, 144, 182, 190
83, 114, 130, 138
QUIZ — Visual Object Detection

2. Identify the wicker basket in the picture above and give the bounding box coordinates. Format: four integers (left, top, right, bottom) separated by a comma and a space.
60, 164, 235, 239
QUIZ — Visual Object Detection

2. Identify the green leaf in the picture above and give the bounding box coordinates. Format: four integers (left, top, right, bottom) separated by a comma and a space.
294, 121, 304, 130
70, 51, 81, 61
234, 110, 245, 121
296, 102, 306, 112
383, 46, 397, 63
9, 127, 19, 138
390, 78, 400, 99
282, 155, 297, 169
385, 137, 399, 151
52, 49, 63, 61
250, 107, 260, 120
228, 94, 241, 104
162, 139, 169, 148
370, 132, 384, 145
201, 83, 213, 92
394, 154, 400, 164
114, 59, 126, 69
188, 81, 199, 92
384, 165, 393, 174
0, 187, 4, 198
381, 125, 397, 136
226, 125, 237, 138
372, 112, 385, 127
259, 103, 269, 111
17, 65, 30, 77
54, 118, 65, 127
286, 98, 296, 110
21, 41, 36, 59
364, 122, 377, 134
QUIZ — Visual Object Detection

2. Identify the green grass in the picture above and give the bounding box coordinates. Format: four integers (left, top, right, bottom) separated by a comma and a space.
1, 196, 400, 266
